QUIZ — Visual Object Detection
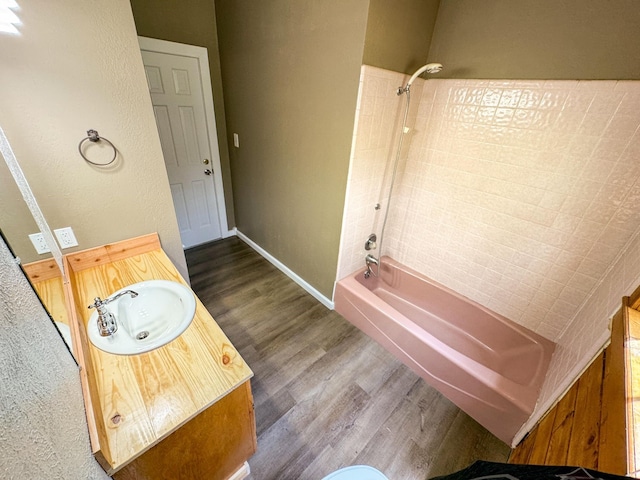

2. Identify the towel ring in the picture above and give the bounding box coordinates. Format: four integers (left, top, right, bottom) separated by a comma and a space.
78, 129, 117, 166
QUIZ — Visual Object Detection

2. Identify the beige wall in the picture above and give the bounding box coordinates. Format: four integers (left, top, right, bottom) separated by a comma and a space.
215, 0, 369, 298
429, 0, 640, 79
0, 0, 188, 279
363, 0, 440, 75
130, 0, 235, 228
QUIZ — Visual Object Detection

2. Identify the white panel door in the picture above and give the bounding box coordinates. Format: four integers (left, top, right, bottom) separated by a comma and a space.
141, 50, 222, 248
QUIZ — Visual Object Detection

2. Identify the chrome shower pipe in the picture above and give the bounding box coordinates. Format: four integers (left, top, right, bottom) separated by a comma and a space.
368, 89, 410, 278
366, 63, 443, 279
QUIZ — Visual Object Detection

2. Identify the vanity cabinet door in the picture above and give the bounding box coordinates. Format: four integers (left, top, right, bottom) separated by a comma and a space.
113, 380, 256, 480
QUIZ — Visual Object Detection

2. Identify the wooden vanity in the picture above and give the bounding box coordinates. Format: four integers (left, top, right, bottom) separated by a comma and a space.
23, 258, 70, 330
26, 234, 256, 479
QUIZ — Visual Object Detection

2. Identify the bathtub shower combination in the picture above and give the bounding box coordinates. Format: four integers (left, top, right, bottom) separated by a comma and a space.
335, 64, 555, 445
334, 257, 554, 444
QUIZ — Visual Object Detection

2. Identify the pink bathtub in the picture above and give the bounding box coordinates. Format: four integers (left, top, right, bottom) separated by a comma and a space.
334, 257, 555, 445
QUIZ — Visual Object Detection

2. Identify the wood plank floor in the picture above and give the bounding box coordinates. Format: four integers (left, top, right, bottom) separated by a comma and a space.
186, 237, 510, 480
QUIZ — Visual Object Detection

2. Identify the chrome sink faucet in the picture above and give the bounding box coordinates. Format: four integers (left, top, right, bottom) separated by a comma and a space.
88, 290, 138, 337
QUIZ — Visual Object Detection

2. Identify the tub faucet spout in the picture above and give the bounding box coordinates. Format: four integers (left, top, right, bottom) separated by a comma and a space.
364, 254, 379, 279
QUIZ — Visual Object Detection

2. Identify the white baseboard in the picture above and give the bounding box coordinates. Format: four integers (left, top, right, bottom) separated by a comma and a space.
227, 461, 250, 480
222, 228, 236, 239
511, 329, 610, 447
236, 230, 334, 310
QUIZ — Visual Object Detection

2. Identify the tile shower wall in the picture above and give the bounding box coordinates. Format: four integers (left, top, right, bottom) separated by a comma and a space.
532, 226, 640, 434
387, 78, 640, 339
337, 66, 421, 281
340, 66, 640, 339
338, 66, 640, 432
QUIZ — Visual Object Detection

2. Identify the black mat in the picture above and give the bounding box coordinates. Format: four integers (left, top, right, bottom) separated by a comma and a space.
430, 461, 632, 480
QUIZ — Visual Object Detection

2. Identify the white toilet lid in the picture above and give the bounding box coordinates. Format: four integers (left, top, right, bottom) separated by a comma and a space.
322, 465, 389, 480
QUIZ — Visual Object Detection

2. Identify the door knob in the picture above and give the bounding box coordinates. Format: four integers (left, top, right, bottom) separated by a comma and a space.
203, 159, 210, 165
204, 169, 212, 176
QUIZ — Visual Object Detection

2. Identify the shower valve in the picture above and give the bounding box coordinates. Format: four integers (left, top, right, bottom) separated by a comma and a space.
365, 234, 377, 251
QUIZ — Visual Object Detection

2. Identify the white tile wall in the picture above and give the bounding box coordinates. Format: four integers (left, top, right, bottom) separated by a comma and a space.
337, 66, 640, 428
533, 227, 640, 427
336, 66, 422, 280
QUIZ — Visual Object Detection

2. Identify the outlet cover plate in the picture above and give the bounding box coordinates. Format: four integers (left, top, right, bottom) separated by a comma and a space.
54, 227, 79, 249
28, 233, 51, 254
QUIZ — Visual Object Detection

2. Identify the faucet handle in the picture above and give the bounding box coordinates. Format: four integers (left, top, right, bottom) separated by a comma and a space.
88, 296, 118, 336
88, 297, 106, 310
365, 233, 377, 251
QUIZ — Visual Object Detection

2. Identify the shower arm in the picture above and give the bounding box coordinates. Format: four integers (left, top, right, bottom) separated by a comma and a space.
397, 62, 443, 95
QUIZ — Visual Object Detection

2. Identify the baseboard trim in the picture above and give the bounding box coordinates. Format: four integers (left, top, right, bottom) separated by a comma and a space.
227, 461, 250, 480
222, 228, 236, 239
236, 230, 334, 310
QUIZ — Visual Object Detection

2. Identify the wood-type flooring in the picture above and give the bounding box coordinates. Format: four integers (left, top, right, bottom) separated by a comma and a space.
185, 237, 509, 480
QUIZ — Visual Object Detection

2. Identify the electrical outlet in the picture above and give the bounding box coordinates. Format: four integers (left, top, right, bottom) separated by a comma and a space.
54, 227, 79, 249
28, 233, 51, 254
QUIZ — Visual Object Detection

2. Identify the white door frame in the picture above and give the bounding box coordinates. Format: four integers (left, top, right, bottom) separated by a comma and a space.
138, 36, 232, 239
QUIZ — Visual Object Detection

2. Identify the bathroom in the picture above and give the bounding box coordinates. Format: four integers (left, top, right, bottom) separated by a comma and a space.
1, 0, 639, 478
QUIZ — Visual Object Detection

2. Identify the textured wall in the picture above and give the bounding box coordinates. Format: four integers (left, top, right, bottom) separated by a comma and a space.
0, 236, 108, 479
429, 0, 640, 79
388, 78, 640, 340
0, 0, 188, 280
130, 0, 236, 229
216, 0, 369, 298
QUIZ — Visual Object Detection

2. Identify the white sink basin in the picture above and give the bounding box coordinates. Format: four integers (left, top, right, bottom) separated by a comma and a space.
88, 280, 196, 355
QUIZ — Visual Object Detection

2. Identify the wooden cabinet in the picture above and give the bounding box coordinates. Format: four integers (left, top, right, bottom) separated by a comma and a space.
625, 296, 640, 477
114, 381, 255, 480
46, 234, 256, 479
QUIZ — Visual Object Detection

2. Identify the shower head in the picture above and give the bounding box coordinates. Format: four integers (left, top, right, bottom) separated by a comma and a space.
406, 62, 443, 88
397, 62, 443, 95
424, 63, 444, 74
